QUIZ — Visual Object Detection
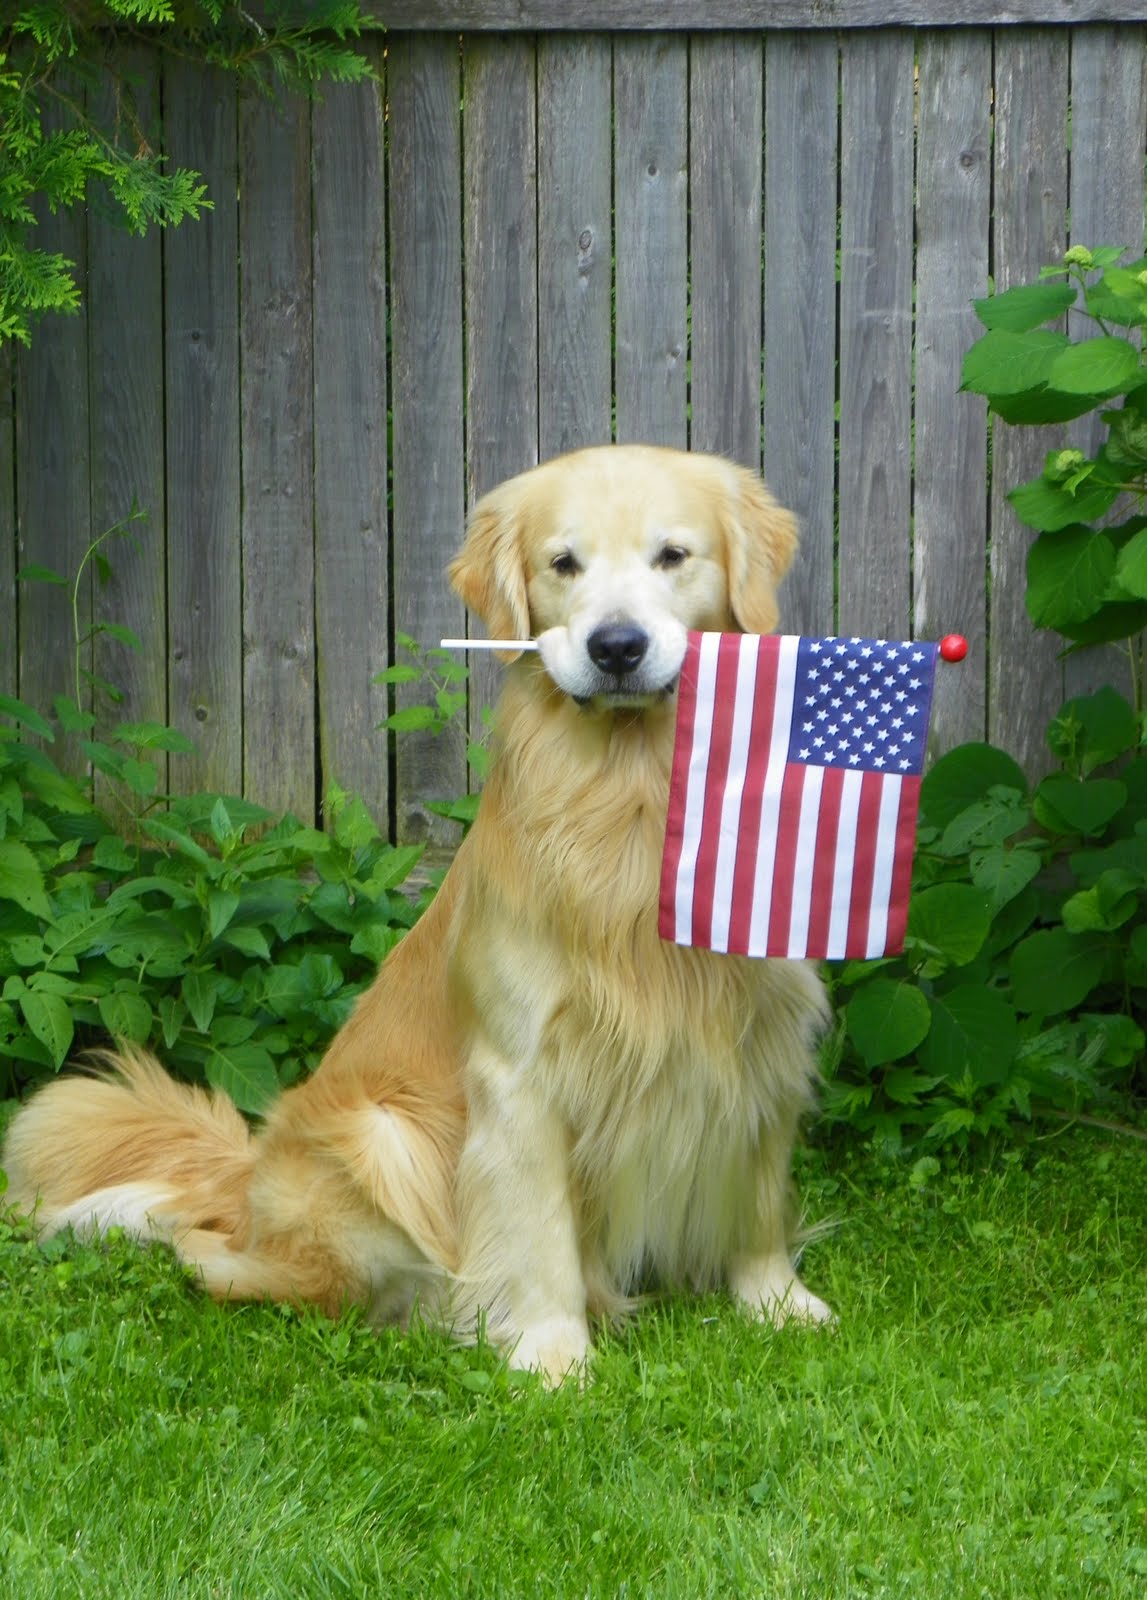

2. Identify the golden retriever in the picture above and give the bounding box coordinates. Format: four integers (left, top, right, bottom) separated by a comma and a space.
3, 445, 832, 1383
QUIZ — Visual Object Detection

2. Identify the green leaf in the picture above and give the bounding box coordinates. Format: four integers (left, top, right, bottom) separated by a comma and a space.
1025, 528, 1116, 626
209, 798, 235, 846
1047, 336, 1142, 397
205, 1042, 279, 1115
969, 845, 1042, 914
141, 818, 213, 866
1034, 776, 1127, 836
1011, 475, 1119, 534
113, 721, 196, 753
1009, 930, 1108, 1015
936, 789, 1030, 856
158, 995, 186, 1050
16, 565, 69, 586
98, 989, 154, 1044
844, 979, 931, 1068
361, 843, 425, 896
207, 889, 240, 940
92, 835, 136, 872
0, 839, 52, 919
19, 990, 73, 1068
120, 758, 160, 799
920, 745, 1028, 830
960, 329, 1070, 397
1046, 685, 1139, 775
372, 663, 423, 685
1113, 527, 1147, 601
972, 281, 1076, 332
219, 925, 272, 961
1085, 262, 1147, 327
1060, 869, 1140, 934
182, 972, 222, 1033
349, 923, 404, 964
1057, 599, 1147, 647
919, 985, 1018, 1086
0, 695, 54, 738
381, 705, 440, 733
907, 884, 993, 968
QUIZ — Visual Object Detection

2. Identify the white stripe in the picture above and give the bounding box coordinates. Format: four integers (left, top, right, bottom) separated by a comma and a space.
783, 763, 825, 957
865, 774, 903, 958
825, 768, 864, 960
672, 633, 722, 943
746, 636, 801, 957
708, 634, 763, 952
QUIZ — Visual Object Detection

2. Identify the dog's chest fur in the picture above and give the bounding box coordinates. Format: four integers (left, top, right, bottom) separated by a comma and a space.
456, 687, 826, 1305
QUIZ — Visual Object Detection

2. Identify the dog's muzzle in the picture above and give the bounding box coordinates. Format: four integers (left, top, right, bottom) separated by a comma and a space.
586, 622, 649, 678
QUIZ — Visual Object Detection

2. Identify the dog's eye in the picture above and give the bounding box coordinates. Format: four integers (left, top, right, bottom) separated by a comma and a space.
550, 551, 580, 576
656, 545, 688, 570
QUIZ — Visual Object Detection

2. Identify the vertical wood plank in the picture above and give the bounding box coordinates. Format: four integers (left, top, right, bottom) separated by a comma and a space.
989, 28, 1069, 772
16, 82, 91, 753
614, 35, 688, 448
1063, 25, 1147, 708
690, 33, 763, 469
463, 35, 539, 720
915, 31, 992, 753
312, 44, 390, 825
87, 46, 166, 797
164, 59, 242, 798
837, 30, 914, 641
239, 89, 315, 819
763, 31, 838, 636
0, 345, 14, 698
537, 35, 612, 460
388, 35, 467, 843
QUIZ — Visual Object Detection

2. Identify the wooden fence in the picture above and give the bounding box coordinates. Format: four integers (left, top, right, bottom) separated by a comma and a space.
3, 3, 1146, 839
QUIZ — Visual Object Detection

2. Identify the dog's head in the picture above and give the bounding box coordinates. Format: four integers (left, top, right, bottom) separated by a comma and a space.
449, 446, 797, 709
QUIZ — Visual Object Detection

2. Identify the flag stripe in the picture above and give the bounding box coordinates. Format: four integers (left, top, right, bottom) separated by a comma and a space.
691, 634, 751, 950
804, 765, 845, 958
666, 632, 721, 944
746, 637, 801, 957
865, 773, 904, 957
825, 768, 864, 959
884, 774, 920, 953
845, 771, 883, 957
658, 633, 703, 941
726, 636, 782, 955
709, 634, 765, 952
784, 762, 826, 957
765, 759, 807, 956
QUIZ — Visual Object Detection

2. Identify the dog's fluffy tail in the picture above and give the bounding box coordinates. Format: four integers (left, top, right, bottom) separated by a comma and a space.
2, 1044, 257, 1253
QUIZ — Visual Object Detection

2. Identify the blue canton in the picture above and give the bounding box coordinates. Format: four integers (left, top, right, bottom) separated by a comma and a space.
786, 637, 938, 775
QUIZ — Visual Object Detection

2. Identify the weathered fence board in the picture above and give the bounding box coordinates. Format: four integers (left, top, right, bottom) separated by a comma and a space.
989, 27, 1070, 773
16, 85, 92, 769
914, 31, 992, 757
312, 50, 391, 825
87, 48, 167, 800
762, 31, 838, 638
387, 36, 467, 842
614, 35, 689, 449
163, 60, 243, 801
8, 15, 1147, 834
238, 90, 316, 822
370, 2, 1147, 29
837, 29, 915, 641
689, 34, 763, 470
537, 36, 613, 460
1063, 27, 1147, 709
0, 351, 14, 702
463, 35, 540, 727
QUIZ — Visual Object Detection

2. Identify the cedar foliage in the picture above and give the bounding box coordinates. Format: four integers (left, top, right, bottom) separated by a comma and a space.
0, 1, 375, 345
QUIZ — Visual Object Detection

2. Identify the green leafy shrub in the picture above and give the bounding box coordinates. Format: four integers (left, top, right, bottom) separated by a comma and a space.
823, 245, 1147, 1146
2, 1, 375, 345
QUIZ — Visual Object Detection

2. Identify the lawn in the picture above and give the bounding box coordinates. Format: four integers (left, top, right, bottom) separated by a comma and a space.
1, 1123, 1144, 1599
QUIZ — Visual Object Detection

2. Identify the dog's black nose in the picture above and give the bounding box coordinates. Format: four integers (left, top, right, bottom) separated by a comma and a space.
587, 622, 649, 677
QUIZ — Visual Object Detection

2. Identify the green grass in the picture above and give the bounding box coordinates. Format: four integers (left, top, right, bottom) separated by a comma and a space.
1, 1126, 1144, 1599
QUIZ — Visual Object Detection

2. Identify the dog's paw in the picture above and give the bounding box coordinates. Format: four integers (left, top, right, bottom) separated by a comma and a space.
508, 1316, 592, 1387
729, 1256, 835, 1330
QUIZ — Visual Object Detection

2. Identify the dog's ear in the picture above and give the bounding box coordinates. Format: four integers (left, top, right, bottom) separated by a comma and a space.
720, 466, 799, 635
448, 482, 531, 662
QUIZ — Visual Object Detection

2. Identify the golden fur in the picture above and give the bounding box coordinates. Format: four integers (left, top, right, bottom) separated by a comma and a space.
3, 445, 832, 1382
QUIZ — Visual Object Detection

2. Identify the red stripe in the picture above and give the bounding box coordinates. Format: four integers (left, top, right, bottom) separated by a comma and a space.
765, 761, 806, 956
689, 634, 746, 948
884, 774, 920, 954
803, 765, 845, 959
726, 636, 780, 955
845, 771, 884, 957
659, 633, 704, 940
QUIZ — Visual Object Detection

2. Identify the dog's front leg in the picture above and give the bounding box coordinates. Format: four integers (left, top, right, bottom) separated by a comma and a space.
453, 1047, 590, 1385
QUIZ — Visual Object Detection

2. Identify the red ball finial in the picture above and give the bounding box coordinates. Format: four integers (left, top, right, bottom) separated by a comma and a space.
939, 634, 968, 663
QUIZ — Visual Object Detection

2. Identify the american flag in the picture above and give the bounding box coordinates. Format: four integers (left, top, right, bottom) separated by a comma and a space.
659, 632, 939, 961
